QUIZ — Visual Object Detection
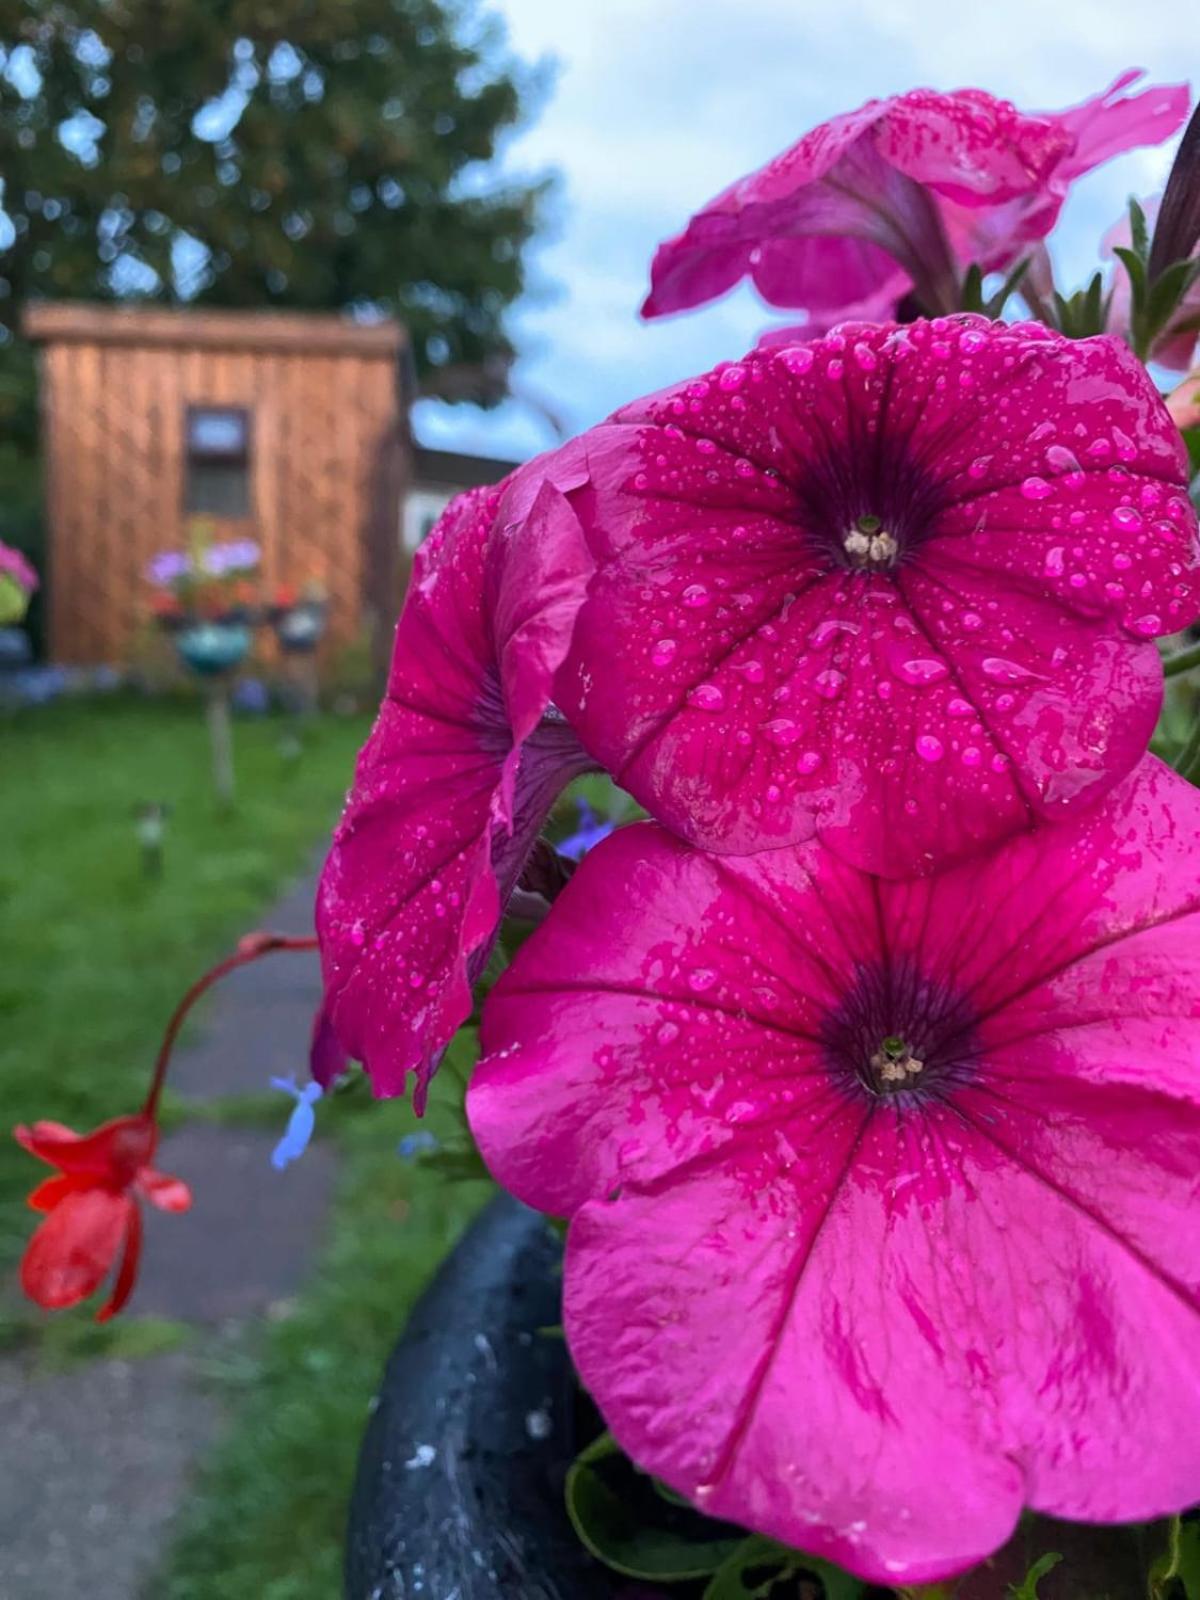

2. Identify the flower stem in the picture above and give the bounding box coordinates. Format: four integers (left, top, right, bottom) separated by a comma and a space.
142, 933, 319, 1120
1163, 641, 1200, 677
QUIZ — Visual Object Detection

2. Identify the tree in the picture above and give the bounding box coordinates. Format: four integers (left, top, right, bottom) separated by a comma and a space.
0, 0, 550, 370
0, 0, 553, 623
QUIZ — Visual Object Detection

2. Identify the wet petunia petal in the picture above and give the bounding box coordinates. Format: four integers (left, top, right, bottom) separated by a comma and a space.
315, 473, 595, 1100
468, 757, 1200, 1584
643, 76, 1187, 327
542, 318, 1198, 875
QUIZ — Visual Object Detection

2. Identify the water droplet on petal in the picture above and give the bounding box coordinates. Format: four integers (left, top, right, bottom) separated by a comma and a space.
1128, 613, 1162, 637
915, 734, 944, 763
810, 618, 860, 649
895, 657, 948, 687
814, 668, 845, 700
1111, 505, 1143, 531
718, 364, 747, 391
651, 638, 677, 666
796, 750, 821, 774
689, 682, 725, 712
655, 1020, 680, 1045
981, 656, 1037, 683
688, 968, 717, 993
1020, 476, 1053, 501
683, 584, 710, 609
779, 345, 815, 375
1045, 444, 1082, 475
764, 717, 800, 747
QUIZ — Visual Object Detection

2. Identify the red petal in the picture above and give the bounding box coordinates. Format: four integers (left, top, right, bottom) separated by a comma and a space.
19, 1189, 132, 1311
137, 1168, 192, 1213
14, 1121, 78, 1166
96, 1204, 143, 1322
27, 1174, 92, 1213
18, 1114, 156, 1182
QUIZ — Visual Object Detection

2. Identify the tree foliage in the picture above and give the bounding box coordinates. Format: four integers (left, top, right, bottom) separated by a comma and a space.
0, 0, 551, 374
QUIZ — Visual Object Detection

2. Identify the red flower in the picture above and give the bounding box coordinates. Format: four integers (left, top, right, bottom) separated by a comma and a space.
16, 1114, 191, 1322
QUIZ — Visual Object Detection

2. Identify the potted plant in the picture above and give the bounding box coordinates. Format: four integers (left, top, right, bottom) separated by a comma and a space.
145, 521, 263, 805
13, 70, 1200, 1600
146, 520, 262, 677
268, 580, 329, 655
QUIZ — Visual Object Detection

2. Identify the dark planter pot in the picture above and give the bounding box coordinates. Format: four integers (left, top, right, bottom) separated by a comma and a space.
270, 599, 328, 654
345, 1195, 656, 1600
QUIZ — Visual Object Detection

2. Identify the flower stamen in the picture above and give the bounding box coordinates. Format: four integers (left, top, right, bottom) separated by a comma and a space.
843, 514, 899, 569
868, 1034, 925, 1092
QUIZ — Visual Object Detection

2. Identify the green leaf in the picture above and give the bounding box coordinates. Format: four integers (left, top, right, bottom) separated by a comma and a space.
1113, 246, 1148, 307
983, 257, 1031, 319
703, 1535, 866, 1600
1008, 1551, 1062, 1598
1149, 1515, 1200, 1599
1131, 197, 1151, 262
960, 263, 985, 312
1083, 270, 1105, 334
1147, 258, 1200, 343
565, 1433, 744, 1581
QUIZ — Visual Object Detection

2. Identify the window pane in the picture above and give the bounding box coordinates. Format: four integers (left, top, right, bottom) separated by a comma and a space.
188, 409, 248, 457
186, 461, 250, 517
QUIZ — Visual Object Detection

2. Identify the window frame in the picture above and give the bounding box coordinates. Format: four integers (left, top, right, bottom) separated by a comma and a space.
183, 404, 254, 517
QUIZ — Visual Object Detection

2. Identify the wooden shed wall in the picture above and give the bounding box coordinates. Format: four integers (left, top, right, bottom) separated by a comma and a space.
35, 324, 403, 667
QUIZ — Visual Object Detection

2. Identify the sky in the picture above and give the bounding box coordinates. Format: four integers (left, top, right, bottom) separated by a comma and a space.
413, 0, 1193, 462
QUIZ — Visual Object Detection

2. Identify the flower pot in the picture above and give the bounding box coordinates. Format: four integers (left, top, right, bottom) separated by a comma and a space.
173, 622, 251, 677
270, 599, 328, 654
344, 1195, 649, 1600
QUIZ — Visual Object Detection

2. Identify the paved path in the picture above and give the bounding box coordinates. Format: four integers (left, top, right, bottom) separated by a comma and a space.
0, 860, 335, 1600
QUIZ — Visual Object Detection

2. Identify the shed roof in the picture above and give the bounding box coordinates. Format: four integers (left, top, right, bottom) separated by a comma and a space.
22, 301, 407, 358
413, 444, 523, 490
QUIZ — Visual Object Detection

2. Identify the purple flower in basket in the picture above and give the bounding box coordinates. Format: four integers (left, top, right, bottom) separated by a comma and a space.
146, 551, 191, 587
205, 540, 261, 577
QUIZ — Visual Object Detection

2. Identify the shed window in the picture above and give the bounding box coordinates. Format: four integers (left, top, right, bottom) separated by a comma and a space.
185, 406, 252, 516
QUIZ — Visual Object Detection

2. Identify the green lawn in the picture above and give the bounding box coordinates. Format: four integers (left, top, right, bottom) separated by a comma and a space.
0, 694, 370, 1265
2, 696, 600, 1596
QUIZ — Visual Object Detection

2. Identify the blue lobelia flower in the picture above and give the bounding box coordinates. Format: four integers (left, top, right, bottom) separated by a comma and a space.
557, 800, 615, 862
270, 1077, 323, 1171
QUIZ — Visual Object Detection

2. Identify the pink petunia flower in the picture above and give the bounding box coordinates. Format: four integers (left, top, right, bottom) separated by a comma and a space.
468, 756, 1200, 1587
541, 315, 1199, 876
642, 74, 1188, 330
313, 470, 596, 1102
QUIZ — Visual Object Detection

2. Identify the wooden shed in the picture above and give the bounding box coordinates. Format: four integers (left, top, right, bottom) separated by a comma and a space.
23, 302, 410, 670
